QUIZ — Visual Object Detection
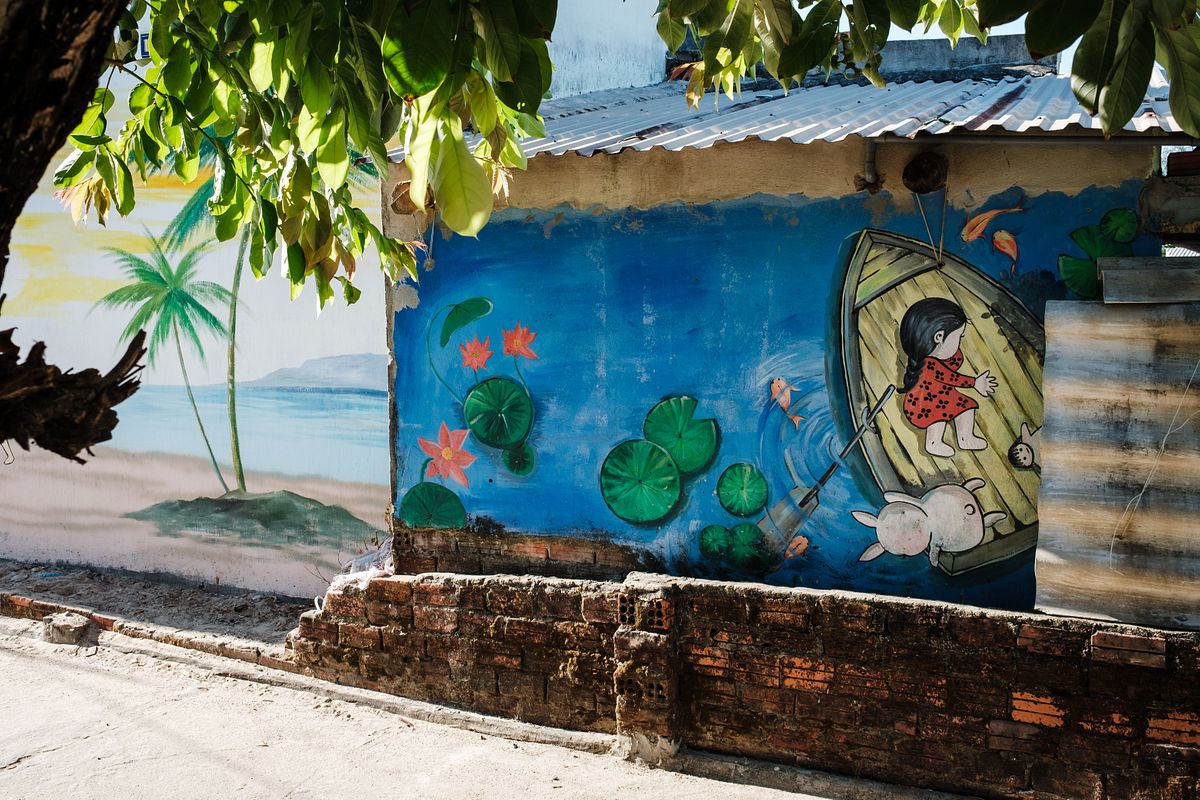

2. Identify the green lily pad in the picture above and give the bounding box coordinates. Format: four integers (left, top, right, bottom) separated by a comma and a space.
729, 523, 770, 570
502, 442, 536, 476
463, 376, 534, 449
1058, 255, 1102, 299
1100, 208, 1138, 244
717, 463, 769, 517
599, 439, 681, 525
699, 524, 731, 560
642, 396, 720, 476
398, 482, 467, 529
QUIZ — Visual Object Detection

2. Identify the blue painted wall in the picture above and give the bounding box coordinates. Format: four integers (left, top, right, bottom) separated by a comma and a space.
392, 180, 1155, 611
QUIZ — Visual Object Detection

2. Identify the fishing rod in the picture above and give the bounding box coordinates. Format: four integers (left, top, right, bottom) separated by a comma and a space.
796, 384, 897, 509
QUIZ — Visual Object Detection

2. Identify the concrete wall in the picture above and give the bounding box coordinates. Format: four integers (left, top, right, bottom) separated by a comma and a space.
548, 0, 665, 97
384, 137, 1157, 613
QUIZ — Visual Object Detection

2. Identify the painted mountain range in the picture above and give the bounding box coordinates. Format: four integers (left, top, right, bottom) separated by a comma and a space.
244, 353, 389, 392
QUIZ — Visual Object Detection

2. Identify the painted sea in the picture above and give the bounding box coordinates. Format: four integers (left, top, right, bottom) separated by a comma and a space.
111, 384, 390, 487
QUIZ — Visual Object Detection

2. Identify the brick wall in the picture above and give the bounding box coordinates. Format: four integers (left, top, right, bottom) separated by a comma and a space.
291, 572, 1200, 799
391, 521, 661, 581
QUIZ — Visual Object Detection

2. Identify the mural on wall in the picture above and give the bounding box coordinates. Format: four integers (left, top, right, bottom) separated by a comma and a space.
0, 141, 389, 596
390, 180, 1157, 611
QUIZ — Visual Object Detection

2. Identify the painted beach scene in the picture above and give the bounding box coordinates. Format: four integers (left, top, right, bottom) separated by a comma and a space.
0, 163, 389, 597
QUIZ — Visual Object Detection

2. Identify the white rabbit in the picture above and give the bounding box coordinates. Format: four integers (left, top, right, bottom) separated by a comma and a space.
854, 477, 1006, 567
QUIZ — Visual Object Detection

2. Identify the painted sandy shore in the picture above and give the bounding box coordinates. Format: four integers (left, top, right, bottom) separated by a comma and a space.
0, 446, 389, 597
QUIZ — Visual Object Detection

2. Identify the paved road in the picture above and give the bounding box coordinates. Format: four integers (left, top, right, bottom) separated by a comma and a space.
0, 618, 808, 800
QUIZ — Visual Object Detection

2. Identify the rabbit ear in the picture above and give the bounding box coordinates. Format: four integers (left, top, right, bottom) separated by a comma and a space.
963, 478, 986, 492
883, 492, 921, 507
859, 542, 887, 561
983, 511, 1007, 528
851, 510, 878, 528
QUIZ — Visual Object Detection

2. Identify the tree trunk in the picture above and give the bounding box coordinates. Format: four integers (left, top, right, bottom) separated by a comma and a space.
0, 0, 145, 461
173, 322, 230, 494
227, 227, 248, 492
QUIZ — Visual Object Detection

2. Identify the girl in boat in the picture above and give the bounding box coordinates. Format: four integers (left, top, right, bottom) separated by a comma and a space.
898, 298, 998, 458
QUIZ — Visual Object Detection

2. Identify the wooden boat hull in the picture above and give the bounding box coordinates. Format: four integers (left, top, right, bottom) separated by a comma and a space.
827, 229, 1044, 576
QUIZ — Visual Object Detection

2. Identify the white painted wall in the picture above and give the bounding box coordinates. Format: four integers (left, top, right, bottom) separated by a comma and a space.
548, 0, 666, 98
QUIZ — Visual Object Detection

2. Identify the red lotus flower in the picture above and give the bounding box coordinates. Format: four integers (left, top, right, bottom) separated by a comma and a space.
418, 423, 476, 488
459, 335, 493, 371
502, 322, 538, 359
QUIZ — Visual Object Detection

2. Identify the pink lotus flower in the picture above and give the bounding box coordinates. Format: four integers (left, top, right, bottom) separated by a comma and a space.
418, 423, 476, 488
459, 335, 493, 371
502, 322, 538, 359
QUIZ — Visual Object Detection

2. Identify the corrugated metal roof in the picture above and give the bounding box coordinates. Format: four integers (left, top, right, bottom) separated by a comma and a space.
390, 72, 1183, 162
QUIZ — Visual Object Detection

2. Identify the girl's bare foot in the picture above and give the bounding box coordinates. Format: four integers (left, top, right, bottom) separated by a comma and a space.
925, 423, 955, 458
954, 410, 987, 450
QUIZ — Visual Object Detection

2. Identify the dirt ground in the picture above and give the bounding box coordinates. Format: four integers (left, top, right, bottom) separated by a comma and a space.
0, 558, 308, 650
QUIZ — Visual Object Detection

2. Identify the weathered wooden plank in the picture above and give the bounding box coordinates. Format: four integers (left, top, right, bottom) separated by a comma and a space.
1103, 268, 1200, 304
1039, 300, 1200, 630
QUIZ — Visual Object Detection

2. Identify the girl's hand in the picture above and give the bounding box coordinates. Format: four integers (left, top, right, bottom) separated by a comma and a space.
974, 370, 998, 397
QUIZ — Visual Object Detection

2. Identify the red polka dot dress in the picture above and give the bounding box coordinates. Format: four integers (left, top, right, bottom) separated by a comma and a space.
902, 350, 978, 429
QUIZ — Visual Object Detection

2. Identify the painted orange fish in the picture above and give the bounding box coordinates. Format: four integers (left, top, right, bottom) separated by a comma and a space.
992, 229, 1018, 274
769, 378, 804, 430
960, 199, 1024, 243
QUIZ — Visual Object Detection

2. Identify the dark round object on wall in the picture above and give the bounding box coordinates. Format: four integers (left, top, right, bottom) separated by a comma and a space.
902, 151, 949, 195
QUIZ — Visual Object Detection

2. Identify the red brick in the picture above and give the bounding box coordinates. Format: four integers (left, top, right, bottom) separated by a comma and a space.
1149, 710, 1200, 746
688, 593, 751, 626
581, 591, 619, 625
781, 657, 833, 693
323, 591, 366, 620
412, 605, 458, 634
298, 610, 339, 644
487, 585, 536, 617
381, 627, 424, 658
338, 622, 381, 650
1091, 630, 1168, 668
1010, 691, 1066, 728
365, 576, 414, 604
1031, 762, 1103, 799
392, 555, 437, 574
538, 586, 583, 620
1017, 623, 1087, 657
413, 582, 461, 607
948, 615, 1017, 648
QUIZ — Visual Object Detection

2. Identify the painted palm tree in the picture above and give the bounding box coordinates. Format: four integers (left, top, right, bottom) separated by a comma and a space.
162, 136, 379, 493
96, 232, 232, 493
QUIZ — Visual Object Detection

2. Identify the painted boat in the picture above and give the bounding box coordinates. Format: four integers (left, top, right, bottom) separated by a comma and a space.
827, 229, 1044, 576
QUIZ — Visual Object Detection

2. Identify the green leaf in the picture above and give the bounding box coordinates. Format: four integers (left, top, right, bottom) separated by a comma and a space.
406, 111, 439, 210
777, 0, 841, 79
642, 396, 720, 476
599, 439, 682, 526
286, 242, 306, 298
476, 0, 522, 81
513, 0, 557, 38
113, 157, 135, 216
382, 1, 454, 98
249, 39, 275, 92
432, 118, 492, 236
493, 38, 550, 114
1072, 0, 1127, 114
1026, 0, 1102, 58
886, 0, 923, 30
1099, 5, 1154, 134
657, 8, 687, 53
465, 73, 499, 136
300, 57, 333, 114
439, 296, 494, 346
53, 149, 94, 187
1156, 21, 1200, 138
336, 276, 362, 305
977, 0, 1039, 28
939, 0, 966, 46
316, 107, 350, 189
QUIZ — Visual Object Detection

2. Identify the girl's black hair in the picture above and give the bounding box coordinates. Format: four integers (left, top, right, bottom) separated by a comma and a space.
898, 297, 967, 393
